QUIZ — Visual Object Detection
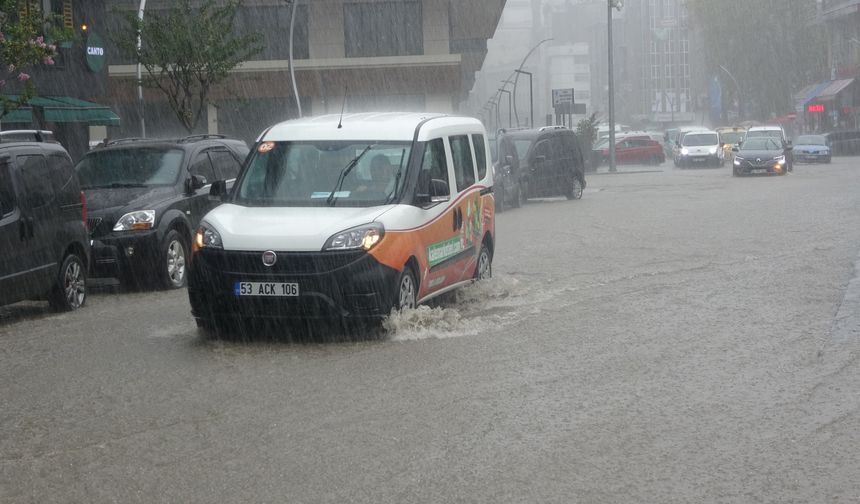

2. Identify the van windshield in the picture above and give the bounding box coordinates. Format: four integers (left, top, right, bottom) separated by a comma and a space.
682, 133, 719, 147
235, 141, 412, 207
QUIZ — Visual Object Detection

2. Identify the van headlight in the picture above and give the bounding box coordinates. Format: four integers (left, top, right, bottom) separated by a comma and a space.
324, 223, 384, 251
709, 147, 718, 155
680, 148, 689, 156
113, 210, 155, 231
194, 223, 223, 250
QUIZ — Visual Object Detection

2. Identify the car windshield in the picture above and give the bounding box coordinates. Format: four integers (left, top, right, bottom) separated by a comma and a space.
740, 137, 783, 151
75, 148, 184, 188
234, 141, 411, 207
796, 135, 826, 145
682, 133, 719, 146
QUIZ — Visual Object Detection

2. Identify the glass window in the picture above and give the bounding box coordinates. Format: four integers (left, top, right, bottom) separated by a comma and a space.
0, 162, 16, 218
235, 141, 411, 207
344, 1, 423, 57
19, 155, 55, 209
47, 154, 75, 194
76, 148, 185, 188
209, 150, 242, 180
190, 152, 216, 183
417, 139, 450, 200
471, 134, 487, 180
449, 135, 475, 192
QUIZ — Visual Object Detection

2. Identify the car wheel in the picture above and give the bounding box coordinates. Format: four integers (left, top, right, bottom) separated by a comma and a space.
48, 253, 87, 311
394, 267, 417, 311
650, 154, 661, 165
474, 242, 492, 280
825, 156, 832, 164
160, 229, 189, 289
566, 176, 584, 200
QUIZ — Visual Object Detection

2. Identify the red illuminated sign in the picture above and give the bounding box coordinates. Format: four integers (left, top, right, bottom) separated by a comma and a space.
807, 104, 825, 113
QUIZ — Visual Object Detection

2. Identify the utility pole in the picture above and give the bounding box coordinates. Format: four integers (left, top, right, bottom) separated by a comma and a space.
608, 0, 622, 172
286, 0, 302, 117
498, 89, 513, 128
137, 0, 147, 137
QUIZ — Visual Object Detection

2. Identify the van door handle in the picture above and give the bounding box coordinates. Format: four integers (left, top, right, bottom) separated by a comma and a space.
453, 208, 459, 231
19, 219, 27, 241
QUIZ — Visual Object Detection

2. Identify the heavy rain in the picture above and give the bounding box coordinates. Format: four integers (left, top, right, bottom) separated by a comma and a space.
2, 0, 860, 502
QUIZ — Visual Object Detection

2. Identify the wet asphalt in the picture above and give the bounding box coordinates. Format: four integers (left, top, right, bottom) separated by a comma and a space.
3, 158, 860, 503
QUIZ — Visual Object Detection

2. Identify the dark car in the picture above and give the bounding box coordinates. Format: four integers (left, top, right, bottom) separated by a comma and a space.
732, 137, 790, 176
76, 134, 249, 289
497, 126, 586, 203
0, 131, 90, 311
491, 133, 526, 211
823, 130, 860, 156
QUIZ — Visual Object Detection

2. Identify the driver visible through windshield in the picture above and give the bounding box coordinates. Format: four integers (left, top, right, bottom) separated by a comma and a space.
235, 141, 411, 207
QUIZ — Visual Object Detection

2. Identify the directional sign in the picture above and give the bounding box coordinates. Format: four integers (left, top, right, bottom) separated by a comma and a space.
552, 88, 574, 107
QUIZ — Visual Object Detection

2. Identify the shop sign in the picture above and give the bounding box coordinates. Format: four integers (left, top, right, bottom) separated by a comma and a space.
85, 32, 106, 73
807, 104, 825, 113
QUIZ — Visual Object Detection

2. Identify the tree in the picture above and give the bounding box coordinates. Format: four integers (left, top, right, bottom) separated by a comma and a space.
685, 0, 827, 121
576, 112, 599, 148
0, 0, 71, 119
114, 0, 262, 134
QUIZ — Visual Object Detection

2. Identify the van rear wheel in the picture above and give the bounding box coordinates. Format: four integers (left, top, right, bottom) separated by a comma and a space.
566, 176, 583, 200
475, 243, 492, 280
48, 253, 87, 311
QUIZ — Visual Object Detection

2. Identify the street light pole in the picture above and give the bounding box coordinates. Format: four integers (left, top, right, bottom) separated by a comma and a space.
137, 0, 147, 137
515, 69, 533, 127
286, 0, 302, 118
499, 89, 512, 128
512, 38, 553, 128
718, 64, 742, 121
607, 0, 621, 172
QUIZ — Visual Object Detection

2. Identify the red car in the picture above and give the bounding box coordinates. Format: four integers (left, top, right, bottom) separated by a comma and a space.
593, 135, 666, 165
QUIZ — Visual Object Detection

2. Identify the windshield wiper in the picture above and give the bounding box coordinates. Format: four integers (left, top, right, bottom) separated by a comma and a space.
327, 144, 375, 206
386, 148, 407, 204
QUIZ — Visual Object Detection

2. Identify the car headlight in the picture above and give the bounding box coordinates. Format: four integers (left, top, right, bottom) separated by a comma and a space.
734, 156, 744, 165
194, 222, 223, 250
680, 148, 689, 156
324, 223, 384, 251
822, 148, 830, 155
113, 210, 155, 231
775, 155, 786, 165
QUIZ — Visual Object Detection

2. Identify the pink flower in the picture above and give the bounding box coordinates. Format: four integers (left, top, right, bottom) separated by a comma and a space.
35, 35, 44, 45
0, 32, 5, 43
43, 57, 54, 65
17, 72, 30, 82
0, 80, 5, 88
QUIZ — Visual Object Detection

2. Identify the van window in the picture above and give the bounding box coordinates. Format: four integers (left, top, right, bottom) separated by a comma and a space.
449, 135, 475, 192
18, 155, 55, 209
417, 138, 450, 197
472, 134, 487, 180
0, 162, 15, 218
47, 154, 75, 193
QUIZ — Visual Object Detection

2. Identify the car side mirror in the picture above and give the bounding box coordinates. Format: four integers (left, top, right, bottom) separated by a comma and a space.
535, 155, 546, 164
732, 146, 739, 152
784, 141, 793, 150
209, 179, 228, 200
505, 155, 514, 165
186, 174, 207, 193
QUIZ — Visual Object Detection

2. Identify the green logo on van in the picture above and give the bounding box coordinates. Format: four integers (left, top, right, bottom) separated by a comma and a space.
427, 237, 464, 267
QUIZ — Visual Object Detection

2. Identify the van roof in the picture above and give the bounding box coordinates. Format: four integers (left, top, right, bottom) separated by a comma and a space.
262, 112, 485, 143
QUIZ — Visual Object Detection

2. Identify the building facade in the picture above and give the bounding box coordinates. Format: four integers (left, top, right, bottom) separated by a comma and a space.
106, 0, 506, 144
816, 0, 860, 129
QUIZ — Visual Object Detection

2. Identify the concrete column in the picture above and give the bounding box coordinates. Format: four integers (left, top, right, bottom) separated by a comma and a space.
309, 2, 345, 58
423, 0, 450, 55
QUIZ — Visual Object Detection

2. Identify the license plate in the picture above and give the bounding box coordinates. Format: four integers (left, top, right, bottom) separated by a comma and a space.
751, 169, 767, 174
234, 281, 299, 297
692, 157, 707, 163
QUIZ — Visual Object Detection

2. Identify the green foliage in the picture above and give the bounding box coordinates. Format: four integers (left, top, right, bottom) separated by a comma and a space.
0, 1, 73, 118
576, 112, 600, 148
685, 0, 827, 120
114, 0, 263, 133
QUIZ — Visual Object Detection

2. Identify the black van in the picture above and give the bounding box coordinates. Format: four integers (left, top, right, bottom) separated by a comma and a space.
496, 126, 586, 204
0, 131, 90, 311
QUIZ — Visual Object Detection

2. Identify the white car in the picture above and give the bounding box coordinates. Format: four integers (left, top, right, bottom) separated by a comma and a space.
187, 112, 496, 331
675, 130, 724, 168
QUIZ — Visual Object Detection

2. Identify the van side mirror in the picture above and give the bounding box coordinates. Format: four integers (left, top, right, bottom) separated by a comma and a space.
731, 146, 739, 152
415, 178, 450, 206
209, 179, 228, 200
505, 155, 514, 165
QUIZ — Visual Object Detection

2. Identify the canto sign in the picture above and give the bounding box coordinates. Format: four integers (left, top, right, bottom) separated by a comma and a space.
85, 33, 106, 72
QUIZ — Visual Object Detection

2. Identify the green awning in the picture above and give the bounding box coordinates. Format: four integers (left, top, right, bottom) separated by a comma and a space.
2, 96, 120, 126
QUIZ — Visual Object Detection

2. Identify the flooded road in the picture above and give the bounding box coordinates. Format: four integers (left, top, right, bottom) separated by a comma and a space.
3, 159, 860, 503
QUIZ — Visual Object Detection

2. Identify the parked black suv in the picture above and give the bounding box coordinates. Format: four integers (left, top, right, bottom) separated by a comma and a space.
76, 134, 249, 289
0, 131, 90, 311
495, 126, 586, 206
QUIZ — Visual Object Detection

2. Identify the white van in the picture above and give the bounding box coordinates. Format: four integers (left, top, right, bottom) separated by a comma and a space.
675, 130, 724, 168
187, 113, 496, 330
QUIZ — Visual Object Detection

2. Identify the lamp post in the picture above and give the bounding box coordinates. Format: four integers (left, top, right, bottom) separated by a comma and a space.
137, 0, 147, 137
718, 64, 742, 121
498, 89, 512, 128
284, 0, 302, 118
607, 0, 622, 173
512, 38, 553, 128
515, 69, 533, 127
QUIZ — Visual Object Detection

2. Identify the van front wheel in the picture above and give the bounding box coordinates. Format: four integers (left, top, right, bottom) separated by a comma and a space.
394, 268, 417, 311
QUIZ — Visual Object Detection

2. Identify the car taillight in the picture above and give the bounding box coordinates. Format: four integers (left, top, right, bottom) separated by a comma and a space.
80, 191, 87, 225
